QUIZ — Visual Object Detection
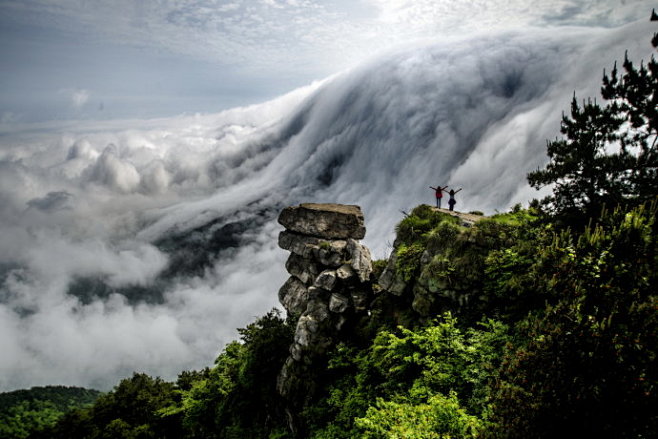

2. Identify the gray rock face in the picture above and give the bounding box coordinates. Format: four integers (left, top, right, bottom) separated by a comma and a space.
279, 276, 309, 316
336, 264, 354, 280
350, 289, 370, 313
314, 270, 337, 291
329, 293, 350, 313
378, 249, 407, 295
286, 254, 320, 285
278, 203, 366, 239
278, 231, 324, 258
279, 231, 347, 267
275, 203, 374, 411
347, 238, 373, 283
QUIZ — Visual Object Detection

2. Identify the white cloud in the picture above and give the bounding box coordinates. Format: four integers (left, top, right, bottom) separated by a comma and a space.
71, 89, 90, 108
89, 145, 141, 193
367, 0, 653, 28
1, 0, 653, 130
8, 0, 653, 80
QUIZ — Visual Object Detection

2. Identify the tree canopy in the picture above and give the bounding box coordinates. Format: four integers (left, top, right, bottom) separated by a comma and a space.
528, 33, 657, 223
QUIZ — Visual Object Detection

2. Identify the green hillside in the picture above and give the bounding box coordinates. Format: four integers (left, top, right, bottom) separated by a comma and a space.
0, 386, 102, 439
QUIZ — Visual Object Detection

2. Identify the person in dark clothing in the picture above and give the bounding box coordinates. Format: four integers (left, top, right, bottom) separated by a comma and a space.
448, 188, 462, 211
429, 185, 449, 208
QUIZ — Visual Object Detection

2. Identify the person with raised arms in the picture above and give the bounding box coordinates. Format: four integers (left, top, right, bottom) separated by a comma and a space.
448, 188, 462, 211
429, 185, 449, 208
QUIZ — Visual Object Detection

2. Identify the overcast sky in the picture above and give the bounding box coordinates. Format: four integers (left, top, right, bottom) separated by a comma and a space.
0, 0, 651, 123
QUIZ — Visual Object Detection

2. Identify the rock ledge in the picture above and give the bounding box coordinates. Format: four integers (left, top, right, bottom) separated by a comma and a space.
278, 203, 366, 239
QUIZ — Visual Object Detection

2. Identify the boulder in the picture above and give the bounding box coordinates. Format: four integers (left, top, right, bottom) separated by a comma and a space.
278, 203, 366, 239
378, 266, 407, 295
336, 264, 355, 280
378, 252, 407, 295
314, 241, 347, 267
347, 238, 373, 282
314, 269, 338, 291
278, 276, 309, 315
279, 231, 346, 266
285, 254, 320, 285
329, 293, 350, 313
278, 231, 322, 259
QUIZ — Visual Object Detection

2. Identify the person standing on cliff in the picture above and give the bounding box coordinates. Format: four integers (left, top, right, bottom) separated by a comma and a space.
448, 188, 462, 211
429, 185, 449, 208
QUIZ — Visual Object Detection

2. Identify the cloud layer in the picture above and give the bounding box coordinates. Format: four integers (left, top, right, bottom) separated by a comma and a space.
5, 0, 653, 71
0, 19, 656, 390
1, 1, 655, 123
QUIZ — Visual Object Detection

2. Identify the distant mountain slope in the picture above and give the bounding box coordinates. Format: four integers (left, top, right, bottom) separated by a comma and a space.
0, 386, 102, 439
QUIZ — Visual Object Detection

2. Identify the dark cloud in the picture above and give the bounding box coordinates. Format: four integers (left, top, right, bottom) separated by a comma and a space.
26, 191, 73, 212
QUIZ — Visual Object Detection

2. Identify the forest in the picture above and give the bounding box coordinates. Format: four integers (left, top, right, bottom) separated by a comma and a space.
0, 387, 101, 439
1, 24, 656, 439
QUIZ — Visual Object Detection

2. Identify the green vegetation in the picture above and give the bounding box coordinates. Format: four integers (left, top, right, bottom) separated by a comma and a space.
486, 202, 658, 438
302, 313, 509, 438
528, 31, 658, 224
32, 310, 293, 439
0, 386, 101, 439
9, 22, 658, 439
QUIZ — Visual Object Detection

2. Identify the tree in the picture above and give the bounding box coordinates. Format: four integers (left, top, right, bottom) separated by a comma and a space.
355, 393, 480, 439
0, 386, 101, 439
34, 374, 183, 439
178, 309, 293, 439
528, 30, 658, 223
486, 202, 658, 438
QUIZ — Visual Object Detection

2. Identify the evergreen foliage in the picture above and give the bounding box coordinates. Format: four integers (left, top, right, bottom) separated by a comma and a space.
487, 202, 658, 438
528, 32, 657, 224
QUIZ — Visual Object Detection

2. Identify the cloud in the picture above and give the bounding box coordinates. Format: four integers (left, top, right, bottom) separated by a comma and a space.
1, 0, 654, 127
26, 191, 73, 212
88, 145, 141, 193
0, 82, 318, 390
1, 112, 20, 125
367, 0, 654, 28
0, 20, 655, 391
7, 0, 653, 81
71, 89, 90, 108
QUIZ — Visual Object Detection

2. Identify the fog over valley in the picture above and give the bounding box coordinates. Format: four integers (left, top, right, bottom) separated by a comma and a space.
0, 0, 656, 391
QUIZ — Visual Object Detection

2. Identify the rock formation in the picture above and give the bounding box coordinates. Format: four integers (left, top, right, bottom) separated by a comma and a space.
378, 207, 490, 318
275, 203, 373, 432
278, 203, 366, 240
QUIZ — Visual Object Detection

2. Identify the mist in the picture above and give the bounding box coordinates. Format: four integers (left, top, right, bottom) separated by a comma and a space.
0, 19, 655, 391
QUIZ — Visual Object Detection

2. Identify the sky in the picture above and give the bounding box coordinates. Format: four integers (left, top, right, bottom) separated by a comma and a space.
0, 0, 651, 123
0, 0, 656, 391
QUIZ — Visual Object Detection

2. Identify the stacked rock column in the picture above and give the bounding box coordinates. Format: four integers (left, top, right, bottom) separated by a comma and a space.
275, 203, 373, 433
